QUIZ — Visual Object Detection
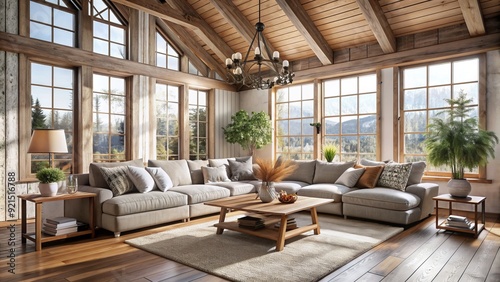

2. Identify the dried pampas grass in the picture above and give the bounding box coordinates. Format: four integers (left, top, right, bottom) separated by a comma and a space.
254, 158, 297, 183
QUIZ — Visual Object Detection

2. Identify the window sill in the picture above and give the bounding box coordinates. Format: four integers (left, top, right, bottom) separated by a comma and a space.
422, 176, 492, 184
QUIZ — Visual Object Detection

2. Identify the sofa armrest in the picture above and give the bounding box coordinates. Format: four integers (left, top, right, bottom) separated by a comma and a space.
406, 182, 439, 220
64, 184, 113, 228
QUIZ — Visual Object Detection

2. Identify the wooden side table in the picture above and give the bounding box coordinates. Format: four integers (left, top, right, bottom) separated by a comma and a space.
433, 194, 486, 237
18, 191, 96, 251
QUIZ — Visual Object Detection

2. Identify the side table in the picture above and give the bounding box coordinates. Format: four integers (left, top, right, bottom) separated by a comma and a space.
18, 191, 96, 251
433, 194, 486, 237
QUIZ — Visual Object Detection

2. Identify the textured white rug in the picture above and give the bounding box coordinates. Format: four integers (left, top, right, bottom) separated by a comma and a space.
126, 213, 403, 282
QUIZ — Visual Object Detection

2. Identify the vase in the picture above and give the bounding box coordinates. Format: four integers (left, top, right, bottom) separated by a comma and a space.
447, 178, 471, 198
39, 183, 58, 197
258, 182, 278, 203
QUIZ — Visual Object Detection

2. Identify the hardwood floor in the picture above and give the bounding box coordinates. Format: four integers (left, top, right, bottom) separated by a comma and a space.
0, 210, 498, 282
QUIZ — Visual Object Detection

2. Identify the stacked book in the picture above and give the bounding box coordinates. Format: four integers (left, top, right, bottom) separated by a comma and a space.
446, 215, 475, 229
43, 217, 79, 236
274, 218, 297, 230
237, 215, 266, 230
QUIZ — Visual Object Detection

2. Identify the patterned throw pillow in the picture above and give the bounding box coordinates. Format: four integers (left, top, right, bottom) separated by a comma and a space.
376, 163, 413, 191
99, 166, 135, 196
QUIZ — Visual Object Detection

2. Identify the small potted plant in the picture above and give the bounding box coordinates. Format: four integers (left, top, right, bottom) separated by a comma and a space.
424, 92, 498, 197
322, 143, 338, 162
36, 168, 66, 197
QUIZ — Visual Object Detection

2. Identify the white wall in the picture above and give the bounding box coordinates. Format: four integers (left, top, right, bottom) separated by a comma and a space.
239, 51, 500, 214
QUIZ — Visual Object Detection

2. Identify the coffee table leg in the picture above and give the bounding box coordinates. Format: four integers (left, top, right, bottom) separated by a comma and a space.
311, 207, 320, 235
276, 215, 288, 251
216, 208, 227, 235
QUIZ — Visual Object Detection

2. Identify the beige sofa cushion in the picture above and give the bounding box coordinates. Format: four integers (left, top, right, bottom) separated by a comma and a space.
187, 160, 209, 184
313, 161, 355, 184
297, 183, 355, 203
148, 159, 192, 186
89, 159, 144, 189
170, 185, 230, 204
342, 188, 420, 211
212, 181, 256, 196
102, 191, 188, 216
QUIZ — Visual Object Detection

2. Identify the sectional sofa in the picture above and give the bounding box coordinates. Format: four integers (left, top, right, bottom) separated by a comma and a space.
65, 157, 439, 237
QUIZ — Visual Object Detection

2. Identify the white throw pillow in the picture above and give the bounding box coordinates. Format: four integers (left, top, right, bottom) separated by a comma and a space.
335, 167, 365, 187
201, 166, 231, 183
145, 167, 173, 192
127, 166, 155, 193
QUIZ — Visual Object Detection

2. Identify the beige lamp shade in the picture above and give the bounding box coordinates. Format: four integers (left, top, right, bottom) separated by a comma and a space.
28, 129, 69, 154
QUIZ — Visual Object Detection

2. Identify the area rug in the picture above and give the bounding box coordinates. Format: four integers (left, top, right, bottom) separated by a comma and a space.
126, 214, 403, 282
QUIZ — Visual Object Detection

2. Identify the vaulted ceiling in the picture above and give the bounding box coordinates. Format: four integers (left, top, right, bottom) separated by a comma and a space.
111, 0, 500, 79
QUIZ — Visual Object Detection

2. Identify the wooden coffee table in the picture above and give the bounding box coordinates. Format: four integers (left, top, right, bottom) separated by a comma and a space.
204, 194, 333, 251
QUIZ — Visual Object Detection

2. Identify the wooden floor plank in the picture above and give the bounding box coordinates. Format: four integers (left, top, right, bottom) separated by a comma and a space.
0, 211, 497, 282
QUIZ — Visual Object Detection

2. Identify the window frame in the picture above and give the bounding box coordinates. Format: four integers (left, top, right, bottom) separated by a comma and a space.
29, 0, 78, 47
188, 88, 208, 160
155, 82, 180, 160
90, 0, 128, 59
399, 54, 487, 179
155, 29, 181, 71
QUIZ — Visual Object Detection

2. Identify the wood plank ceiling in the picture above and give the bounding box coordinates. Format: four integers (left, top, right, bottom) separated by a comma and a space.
111, 0, 500, 79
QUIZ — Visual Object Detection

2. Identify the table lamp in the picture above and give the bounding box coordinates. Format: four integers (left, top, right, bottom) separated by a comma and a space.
28, 129, 68, 168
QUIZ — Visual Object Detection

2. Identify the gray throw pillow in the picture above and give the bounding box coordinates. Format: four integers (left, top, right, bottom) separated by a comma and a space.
127, 166, 155, 193
99, 166, 135, 196
145, 167, 173, 192
228, 157, 256, 181
201, 166, 231, 183
313, 161, 356, 184
187, 160, 209, 184
377, 163, 413, 191
360, 159, 392, 166
335, 167, 366, 187
208, 158, 234, 179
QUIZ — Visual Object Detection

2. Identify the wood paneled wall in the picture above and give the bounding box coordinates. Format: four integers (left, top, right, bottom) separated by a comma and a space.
214, 89, 240, 158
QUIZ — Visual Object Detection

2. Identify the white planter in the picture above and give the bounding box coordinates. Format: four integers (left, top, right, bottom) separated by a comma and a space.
447, 179, 471, 198
39, 182, 59, 197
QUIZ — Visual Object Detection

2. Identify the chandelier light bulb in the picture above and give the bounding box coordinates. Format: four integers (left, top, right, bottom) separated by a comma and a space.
282, 60, 289, 67
234, 67, 242, 75
235, 52, 242, 60
255, 47, 261, 55
273, 51, 279, 60
225, 58, 233, 67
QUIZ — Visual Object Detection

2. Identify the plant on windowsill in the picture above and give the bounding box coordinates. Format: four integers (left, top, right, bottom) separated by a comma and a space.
424, 91, 498, 197
322, 143, 338, 162
36, 168, 66, 197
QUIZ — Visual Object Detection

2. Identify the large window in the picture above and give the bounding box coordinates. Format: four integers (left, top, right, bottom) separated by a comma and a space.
156, 83, 180, 160
275, 84, 315, 160
323, 74, 378, 161
92, 74, 126, 162
30, 0, 77, 47
91, 0, 126, 59
156, 31, 180, 70
189, 89, 207, 160
30, 62, 74, 173
401, 57, 481, 175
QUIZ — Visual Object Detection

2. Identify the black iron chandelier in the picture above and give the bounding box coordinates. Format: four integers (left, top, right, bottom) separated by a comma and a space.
225, 0, 294, 90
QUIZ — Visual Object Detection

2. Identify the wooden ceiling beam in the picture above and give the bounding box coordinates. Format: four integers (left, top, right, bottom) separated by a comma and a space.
157, 19, 227, 78
208, 0, 278, 59
294, 33, 500, 82
275, 0, 333, 65
111, 0, 232, 62
355, 0, 396, 53
457, 0, 485, 36
0, 31, 235, 91
164, 0, 233, 63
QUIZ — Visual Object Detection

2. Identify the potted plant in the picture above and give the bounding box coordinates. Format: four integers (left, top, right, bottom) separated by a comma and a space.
424, 92, 498, 197
36, 168, 66, 196
253, 158, 297, 202
322, 143, 338, 162
223, 110, 272, 156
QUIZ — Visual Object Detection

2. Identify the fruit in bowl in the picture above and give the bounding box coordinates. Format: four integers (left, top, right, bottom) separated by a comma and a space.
278, 191, 298, 204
